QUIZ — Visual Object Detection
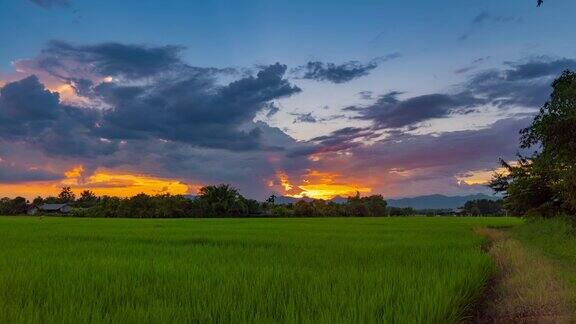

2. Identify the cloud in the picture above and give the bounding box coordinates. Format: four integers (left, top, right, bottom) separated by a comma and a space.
13, 41, 302, 152
39, 40, 186, 79
345, 91, 483, 129
308, 117, 531, 197
0, 162, 62, 183
454, 56, 491, 74
0, 75, 116, 158
466, 57, 576, 107
0, 41, 309, 198
502, 58, 576, 81
29, 0, 70, 9
3, 41, 572, 200
459, 11, 521, 41
292, 54, 399, 83
342, 57, 575, 133
291, 112, 317, 124
264, 103, 280, 118
95, 62, 300, 151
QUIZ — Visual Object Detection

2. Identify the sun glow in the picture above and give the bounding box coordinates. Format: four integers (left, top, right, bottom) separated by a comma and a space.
456, 162, 516, 186
273, 170, 371, 200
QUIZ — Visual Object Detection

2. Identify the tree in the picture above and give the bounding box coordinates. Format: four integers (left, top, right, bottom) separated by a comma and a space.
77, 190, 98, 208
32, 196, 44, 206
461, 199, 503, 216
0, 197, 28, 215
346, 192, 387, 216
491, 70, 576, 216
58, 187, 76, 203
266, 194, 276, 204
196, 184, 242, 216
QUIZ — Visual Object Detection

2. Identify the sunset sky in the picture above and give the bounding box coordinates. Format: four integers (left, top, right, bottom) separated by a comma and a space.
1, 0, 576, 200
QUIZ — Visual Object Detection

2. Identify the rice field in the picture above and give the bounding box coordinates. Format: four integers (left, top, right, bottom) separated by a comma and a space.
0, 216, 520, 323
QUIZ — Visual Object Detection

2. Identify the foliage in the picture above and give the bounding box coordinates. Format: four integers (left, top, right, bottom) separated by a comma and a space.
0, 197, 27, 215
58, 187, 76, 203
461, 199, 504, 216
76, 190, 98, 208
491, 71, 576, 217
0, 183, 402, 217
387, 206, 416, 216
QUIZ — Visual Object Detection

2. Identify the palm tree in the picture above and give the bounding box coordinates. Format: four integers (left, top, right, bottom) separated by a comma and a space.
266, 194, 276, 204
197, 184, 241, 215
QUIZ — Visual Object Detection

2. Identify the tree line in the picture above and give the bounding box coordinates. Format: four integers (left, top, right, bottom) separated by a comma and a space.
0, 184, 505, 218
1, 186, 388, 218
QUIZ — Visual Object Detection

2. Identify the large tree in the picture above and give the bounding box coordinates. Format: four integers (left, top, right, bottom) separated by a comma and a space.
491, 71, 576, 216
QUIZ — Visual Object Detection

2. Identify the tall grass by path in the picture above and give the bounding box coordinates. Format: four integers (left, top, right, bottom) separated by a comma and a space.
0, 216, 519, 323
511, 217, 576, 319
474, 227, 571, 323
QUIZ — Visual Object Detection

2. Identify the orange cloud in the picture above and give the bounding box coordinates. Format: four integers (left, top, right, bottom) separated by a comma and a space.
79, 170, 193, 197
273, 169, 371, 200
0, 166, 200, 200
456, 162, 517, 186
276, 170, 293, 191
294, 183, 371, 200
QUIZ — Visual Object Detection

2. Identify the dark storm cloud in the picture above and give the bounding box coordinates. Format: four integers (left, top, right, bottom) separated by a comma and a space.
14, 41, 302, 152
347, 91, 484, 129
29, 0, 70, 9
40, 40, 185, 79
292, 54, 399, 84
0, 76, 118, 158
0, 75, 60, 123
95, 63, 301, 150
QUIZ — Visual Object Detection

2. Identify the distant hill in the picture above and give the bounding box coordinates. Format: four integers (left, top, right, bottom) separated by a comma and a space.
386, 194, 498, 210
274, 196, 312, 204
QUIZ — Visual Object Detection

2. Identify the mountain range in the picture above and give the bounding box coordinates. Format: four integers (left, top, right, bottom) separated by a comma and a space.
275, 193, 498, 210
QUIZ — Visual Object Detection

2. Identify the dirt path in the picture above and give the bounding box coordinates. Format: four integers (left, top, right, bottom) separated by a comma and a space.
472, 227, 572, 323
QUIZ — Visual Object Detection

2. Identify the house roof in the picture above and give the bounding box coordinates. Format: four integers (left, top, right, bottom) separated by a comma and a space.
38, 204, 69, 211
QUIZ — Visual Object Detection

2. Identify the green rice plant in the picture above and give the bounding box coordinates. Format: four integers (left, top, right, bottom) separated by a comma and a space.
0, 216, 520, 323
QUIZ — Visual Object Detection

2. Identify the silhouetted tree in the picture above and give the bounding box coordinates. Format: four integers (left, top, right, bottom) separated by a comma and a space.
58, 187, 76, 203
461, 199, 503, 216
76, 190, 98, 208
0, 197, 28, 215
196, 184, 243, 216
491, 70, 576, 216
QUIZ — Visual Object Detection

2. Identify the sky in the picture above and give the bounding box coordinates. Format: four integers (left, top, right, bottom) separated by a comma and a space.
1, 0, 575, 200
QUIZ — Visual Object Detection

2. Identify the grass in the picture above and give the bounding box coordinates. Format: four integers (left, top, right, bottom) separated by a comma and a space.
474, 227, 571, 322
0, 216, 520, 323
510, 217, 576, 319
